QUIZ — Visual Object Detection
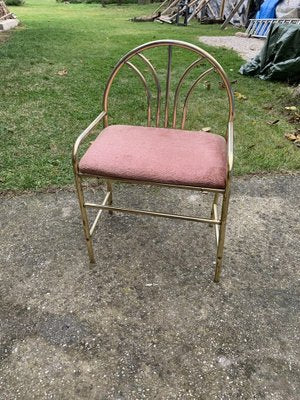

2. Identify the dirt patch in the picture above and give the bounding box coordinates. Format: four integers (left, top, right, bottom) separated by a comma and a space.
0, 31, 10, 43
199, 36, 264, 61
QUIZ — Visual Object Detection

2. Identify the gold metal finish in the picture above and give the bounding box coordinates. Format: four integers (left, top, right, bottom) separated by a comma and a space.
85, 202, 221, 225
172, 58, 203, 128
125, 61, 152, 126
181, 67, 214, 129
164, 45, 172, 128
89, 192, 111, 236
106, 180, 113, 215
137, 53, 161, 127
73, 40, 235, 282
214, 179, 231, 282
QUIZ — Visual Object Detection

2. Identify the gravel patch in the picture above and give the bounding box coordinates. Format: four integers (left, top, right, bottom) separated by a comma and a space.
199, 36, 265, 61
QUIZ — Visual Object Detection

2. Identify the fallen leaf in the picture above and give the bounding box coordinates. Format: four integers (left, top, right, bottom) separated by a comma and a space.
57, 69, 68, 76
202, 127, 211, 132
285, 106, 297, 111
234, 91, 247, 100
284, 132, 297, 141
267, 119, 280, 125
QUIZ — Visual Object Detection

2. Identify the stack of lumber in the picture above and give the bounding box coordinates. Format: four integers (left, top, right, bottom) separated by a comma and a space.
197, 0, 251, 28
132, 0, 251, 27
133, 0, 212, 25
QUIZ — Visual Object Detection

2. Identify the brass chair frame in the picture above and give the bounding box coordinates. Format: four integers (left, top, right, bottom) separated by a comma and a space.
72, 40, 234, 282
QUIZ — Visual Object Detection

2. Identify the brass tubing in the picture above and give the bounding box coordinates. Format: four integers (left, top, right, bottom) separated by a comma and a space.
84, 203, 221, 225
89, 209, 103, 237
164, 45, 172, 128
209, 192, 219, 227
72, 111, 106, 164
103, 40, 234, 129
126, 61, 152, 126
106, 180, 113, 215
74, 175, 95, 263
172, 58, 203, 128
137, 53, 162, 127
214, 221, 220, 247
181, 67, 214, 129
213, 203, 218, 220
227, 121, 234, 171
89, 191, 111, 236
214, 176, 231, 282
210, 193, 219, 220
213, 204, 219, 246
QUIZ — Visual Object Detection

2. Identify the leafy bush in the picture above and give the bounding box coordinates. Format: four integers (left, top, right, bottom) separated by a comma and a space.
5, 0, 24, 5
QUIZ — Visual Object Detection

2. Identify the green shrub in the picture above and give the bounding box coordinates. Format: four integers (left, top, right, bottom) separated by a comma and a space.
5, 0, 24, 5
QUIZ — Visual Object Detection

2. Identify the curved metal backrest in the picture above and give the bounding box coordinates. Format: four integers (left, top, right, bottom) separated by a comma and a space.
103, 40, 234, 136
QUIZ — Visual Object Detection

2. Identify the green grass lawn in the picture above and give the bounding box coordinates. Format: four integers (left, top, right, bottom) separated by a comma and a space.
0, 0, 299, 191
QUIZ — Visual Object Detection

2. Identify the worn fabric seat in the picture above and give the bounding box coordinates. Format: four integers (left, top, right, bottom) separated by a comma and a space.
79, 125, 227, 189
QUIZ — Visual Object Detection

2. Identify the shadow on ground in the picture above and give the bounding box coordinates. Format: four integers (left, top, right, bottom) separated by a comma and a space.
0, 174, 299, 399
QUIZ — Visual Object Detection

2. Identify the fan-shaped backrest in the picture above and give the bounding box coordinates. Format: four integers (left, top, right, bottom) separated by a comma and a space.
103, 40, 234, 135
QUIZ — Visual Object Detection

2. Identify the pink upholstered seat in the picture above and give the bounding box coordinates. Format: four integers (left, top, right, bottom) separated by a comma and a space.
79, 125, 228, 189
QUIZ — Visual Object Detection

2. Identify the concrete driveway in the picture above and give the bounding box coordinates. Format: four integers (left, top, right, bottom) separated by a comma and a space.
0, 174, 299, 399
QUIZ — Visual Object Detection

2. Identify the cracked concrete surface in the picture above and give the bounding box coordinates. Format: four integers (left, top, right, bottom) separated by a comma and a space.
0, 174, 299, 399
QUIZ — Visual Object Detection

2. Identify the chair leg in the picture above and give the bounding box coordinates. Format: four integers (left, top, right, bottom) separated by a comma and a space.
214, 186, 231, 283
74, 174, 95, 264
106, 180, 113, 215
210, 193, 219, 226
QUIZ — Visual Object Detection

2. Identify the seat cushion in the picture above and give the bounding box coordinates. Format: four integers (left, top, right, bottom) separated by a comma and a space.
79, 125, 228, 189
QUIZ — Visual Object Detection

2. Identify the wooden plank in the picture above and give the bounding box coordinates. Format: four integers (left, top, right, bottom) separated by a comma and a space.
221, 0, 246, 29
245, 0, 252, 23
0, 13, 13, 21
153, 0, 170, 14
207, 2, 217, 18
161, 0, 181, 15
188, 0, 211, 22
219, 0, 226, 19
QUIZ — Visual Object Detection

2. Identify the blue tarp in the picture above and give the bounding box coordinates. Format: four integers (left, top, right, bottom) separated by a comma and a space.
256, 0, 283, 18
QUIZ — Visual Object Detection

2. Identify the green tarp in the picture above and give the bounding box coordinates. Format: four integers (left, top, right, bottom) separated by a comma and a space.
240, 23, 300, 82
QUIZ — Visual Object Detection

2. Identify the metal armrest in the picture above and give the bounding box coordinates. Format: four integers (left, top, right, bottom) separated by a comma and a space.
72, 111, 106, 171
